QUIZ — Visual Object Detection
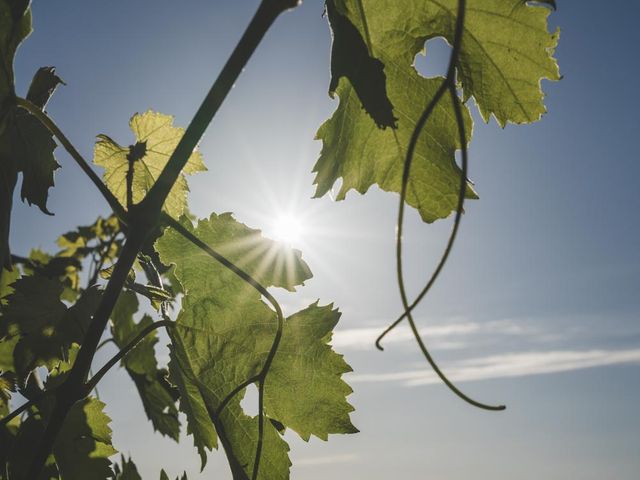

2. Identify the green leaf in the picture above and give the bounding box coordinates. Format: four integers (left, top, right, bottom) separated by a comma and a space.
156, 213, 312, 470
0, 42, 62, 274
26, 66, 65, 110
0, 0, 31, 115
316, 0, 559, 222
93, 111, 206, 217
4, 409, 59, 480
0, 267, 19, 303
0, 0, 31, 271
417, 0, 560, 125
110, 291, 180, 440
156, 213, 354, 477
0, 277, 101, 374
326, 0, 395, 129
53, 397, 117, 480
0, 335, 18, 372
316, 0, 474, 223
0, 372, 16, 416
160, 470, 188, 480
113, 455, 142, 480
25, 248, 82, 301
218, 400, 291, 480
264, 302, 357, 441
0, 107, 59, 272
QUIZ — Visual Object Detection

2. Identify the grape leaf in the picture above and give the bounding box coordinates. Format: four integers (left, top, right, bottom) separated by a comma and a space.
160, 470, 188, 480
404, 0, 561, 126
0, 0, 31, 114
52, 397, 117, 480
316, 0, 559, 222
316, 0, 474, 223
0, 106, 59, 269
0, 267, 19, 304
218, 399, 291, 480
113, 455, 142, 480
26, 66, 65, 110
0, 372, 16, 416
1, 4, 61, 271
25, 248, 81, 302
110, 291, 180, 440
326, 0, 395, 129
156, 212, 312, 467
263, 302, 357, 441
93, 111, 206, 217
0, 276, 101, 374
156, 213, 356, 477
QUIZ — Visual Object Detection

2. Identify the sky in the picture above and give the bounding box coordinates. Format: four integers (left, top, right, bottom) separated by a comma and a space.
9, 0, 640, 479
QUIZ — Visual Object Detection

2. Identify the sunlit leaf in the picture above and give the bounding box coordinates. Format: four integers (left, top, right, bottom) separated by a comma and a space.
156, 213, 355, 477
316, 0, 559, 222
94, 111, 206, 217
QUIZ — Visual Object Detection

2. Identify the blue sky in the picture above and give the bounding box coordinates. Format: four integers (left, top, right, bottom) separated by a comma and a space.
10, 1, 640, 478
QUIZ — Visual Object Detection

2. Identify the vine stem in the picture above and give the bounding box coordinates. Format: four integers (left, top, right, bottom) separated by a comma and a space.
161, 213, 285, 480
14, 97, 127, 221
25, 1, 297, 477
84, 320, 173, 393
377, 0, 504, 411
142, 0, 301, 215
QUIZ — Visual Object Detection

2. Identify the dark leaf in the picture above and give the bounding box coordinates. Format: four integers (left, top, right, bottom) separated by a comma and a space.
26, 67, 65, 110
110, 292, 180, 440
326, 0, 396, 129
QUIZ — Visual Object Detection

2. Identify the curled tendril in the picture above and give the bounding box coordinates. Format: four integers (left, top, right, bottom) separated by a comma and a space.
376, 0, 505, 411
161, 213, 284, 479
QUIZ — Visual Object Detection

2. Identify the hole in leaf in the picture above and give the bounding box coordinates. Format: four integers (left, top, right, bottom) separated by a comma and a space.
240, 382, 259, 417
414, 37, 452, 78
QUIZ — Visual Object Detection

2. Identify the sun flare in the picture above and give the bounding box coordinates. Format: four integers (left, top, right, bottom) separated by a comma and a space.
272, 214, 304, 245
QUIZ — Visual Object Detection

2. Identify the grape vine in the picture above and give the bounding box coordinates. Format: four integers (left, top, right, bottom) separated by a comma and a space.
0, 0, 559, 478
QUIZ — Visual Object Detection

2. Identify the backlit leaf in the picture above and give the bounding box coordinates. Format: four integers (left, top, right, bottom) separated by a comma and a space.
156, 213, 355, 477
316, 0, 559, 222
94, 111, 206, 217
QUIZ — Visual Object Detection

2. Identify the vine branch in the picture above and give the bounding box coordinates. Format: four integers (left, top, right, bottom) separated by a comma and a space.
25, 2, 296, 476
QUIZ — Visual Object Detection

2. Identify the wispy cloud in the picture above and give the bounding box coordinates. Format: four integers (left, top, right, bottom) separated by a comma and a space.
294, 453, 359, 467
332, 319, 531, 351
349, 349, 640, 386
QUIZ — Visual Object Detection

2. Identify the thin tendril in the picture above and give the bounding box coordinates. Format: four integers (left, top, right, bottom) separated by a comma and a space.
376, 0, 504, 411
377, 78, 448, 350
407, 85, 503, 411
0, 385, 58, 427
161, 213, 285, 479
84, 320, 173, 394
1, 397, 37, 426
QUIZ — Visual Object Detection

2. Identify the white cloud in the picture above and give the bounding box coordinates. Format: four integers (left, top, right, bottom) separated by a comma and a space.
348, 348, 640, 386
293, 453, 359, 467
332, 319, 531, 351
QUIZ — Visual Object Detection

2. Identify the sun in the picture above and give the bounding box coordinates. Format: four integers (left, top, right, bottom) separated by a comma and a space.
272, 213, 304, 245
